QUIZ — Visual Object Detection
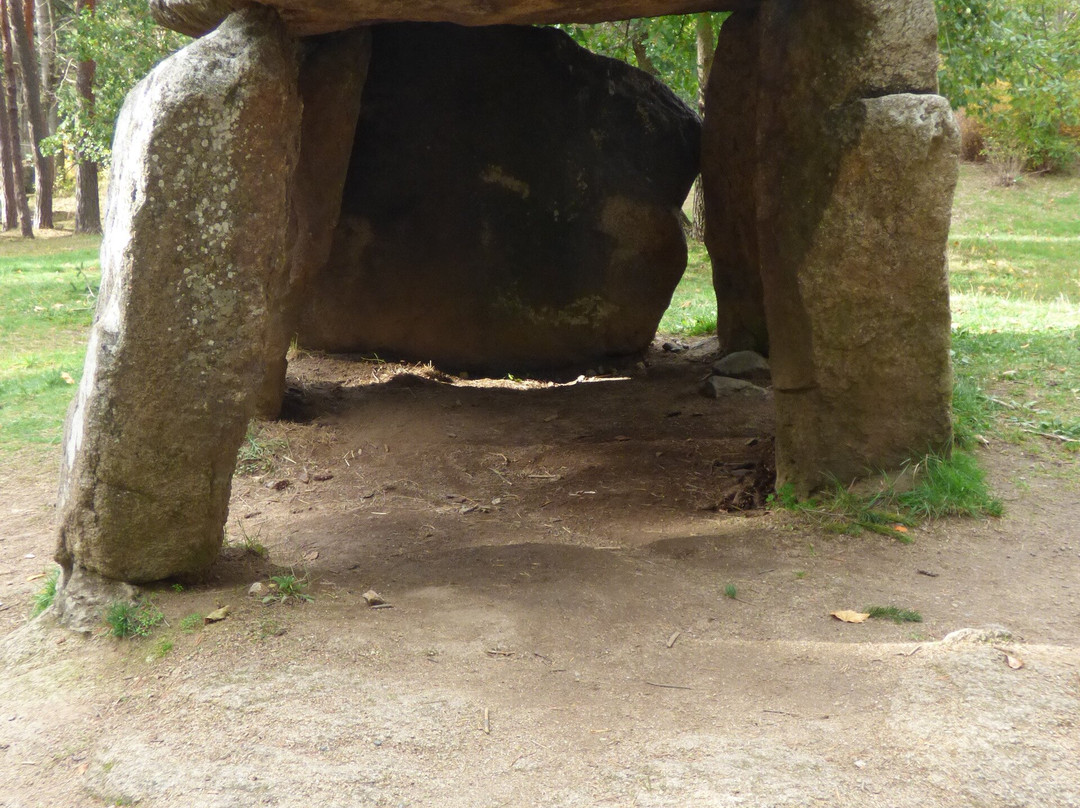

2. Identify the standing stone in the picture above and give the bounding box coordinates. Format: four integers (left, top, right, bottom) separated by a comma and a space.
297, 23, 700, 373
54, 8, 301, 618
258, 26, 371, 417
702, 0, 959, 494
701, 8, 767, 356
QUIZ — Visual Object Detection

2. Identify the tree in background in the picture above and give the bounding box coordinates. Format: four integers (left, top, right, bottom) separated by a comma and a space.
9, 0, 54, 229
0, 0, 33, 236
937, 0, 1080, 179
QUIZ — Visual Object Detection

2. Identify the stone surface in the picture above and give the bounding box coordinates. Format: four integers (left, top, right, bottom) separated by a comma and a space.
258, 26, 371, 417
297, 23, 700, 373
54, 7, 302, 585
772, 93, 958, 493
51, 567, 139, 633
700, 376, 767, 398
701, 8, 767, 355
150, 0, 761, 38
712, 350, 769, 378
699, 0, 956, 494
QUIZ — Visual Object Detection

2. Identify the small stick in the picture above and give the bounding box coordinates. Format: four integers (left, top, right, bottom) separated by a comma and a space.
645, 681, 692, 690
483, 708, 491, 735
666, 631, 681, 649
762, 709, 801, 718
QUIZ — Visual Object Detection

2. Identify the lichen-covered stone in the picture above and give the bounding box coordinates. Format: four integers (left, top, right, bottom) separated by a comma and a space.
297, 23, 700, 373
54, 7, 301, 590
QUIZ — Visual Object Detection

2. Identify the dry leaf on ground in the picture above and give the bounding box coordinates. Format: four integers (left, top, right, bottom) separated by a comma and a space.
831, 610, 870, 623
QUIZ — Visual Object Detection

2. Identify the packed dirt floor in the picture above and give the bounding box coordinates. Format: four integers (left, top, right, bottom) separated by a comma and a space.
2, 341, 1078, 808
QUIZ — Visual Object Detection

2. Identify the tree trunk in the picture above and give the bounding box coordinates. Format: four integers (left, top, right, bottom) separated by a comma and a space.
73, 0, 99, 233
690, 13, 716, 243
34, 0, 59, 175
0, 0, 32, 236
10, 0, 52, 230
0, 71, 15, 229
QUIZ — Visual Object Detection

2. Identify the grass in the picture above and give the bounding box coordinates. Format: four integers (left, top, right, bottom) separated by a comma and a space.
723, 583, 738, 599
104, 599, 165, 639
0, 235, 100, 453
30, 566, 61, 617
263, 573, 313, 604
864, 606, 923, 624
659, 242, 716, 336
236, 421, 290, 476
179, 613, 204, 633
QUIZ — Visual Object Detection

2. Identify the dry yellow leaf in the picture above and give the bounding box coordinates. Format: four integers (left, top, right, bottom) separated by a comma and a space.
60, 372, 75, 385
831, 610, 870, 623
1006, 653, 1024, 670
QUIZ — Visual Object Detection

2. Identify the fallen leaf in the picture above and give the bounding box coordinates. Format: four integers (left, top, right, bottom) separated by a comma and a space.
77, 763, 89, 775
1005, 653, 1024, 670
302, 550, 319, 562
312, 473, 334, 482
26, 573, 45, 582
831, 610, 870, 624
60, 372, 75, 385
203, 606, 230, 624
892, 525, 909, 533
362, 590, 385, 606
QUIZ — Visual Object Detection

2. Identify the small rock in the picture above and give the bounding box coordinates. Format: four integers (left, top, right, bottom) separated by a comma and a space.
941, 625, 1013, 645
700, 376, 768, 399
712, 350, 770, 378
363, 590, 386, 606
248, 582, 267, 597
204, 606, 230, 624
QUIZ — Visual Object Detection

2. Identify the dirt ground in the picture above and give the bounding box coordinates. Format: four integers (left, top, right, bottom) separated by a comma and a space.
1, 342, 1078, 808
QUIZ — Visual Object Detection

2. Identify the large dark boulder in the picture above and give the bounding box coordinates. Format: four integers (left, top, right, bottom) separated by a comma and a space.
296, 23, 700, 373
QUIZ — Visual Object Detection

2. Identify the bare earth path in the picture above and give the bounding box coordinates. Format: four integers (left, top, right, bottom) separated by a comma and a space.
2, 349, 1078, 808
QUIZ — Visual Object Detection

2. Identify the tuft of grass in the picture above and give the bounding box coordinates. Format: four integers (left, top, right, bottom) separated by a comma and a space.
179, 613, 203, 633
263, 573, 313, 604
30, 565, 61, 617
104, 599, 165, 639
225, 523, 268, 558
794, 570, 807, 580
723, 583, 738, 599
897, 453, 1004, 520
151, 638, 174, 659
864, 605, 923, 624
235, 420, 289, 476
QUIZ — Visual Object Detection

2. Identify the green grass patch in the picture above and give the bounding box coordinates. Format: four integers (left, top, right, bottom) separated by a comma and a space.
30, 566, 61, 617
864, 605, 923, 624
0, 236, 100, 453
659, 242, 716, 336
104, 598, 165, 639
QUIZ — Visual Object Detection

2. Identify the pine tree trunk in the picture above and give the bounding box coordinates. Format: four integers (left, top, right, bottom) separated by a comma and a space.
10, 0, 52, 230
690, 13, 716, 243
0, 0, 32, 236
73, 0, 99, 234
0, 76, 16, 229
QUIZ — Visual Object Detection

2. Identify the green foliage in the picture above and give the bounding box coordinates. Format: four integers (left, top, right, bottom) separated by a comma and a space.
263, 574, 314, 604
30, 566, 61, 617
864, 606, 923, 624
151, 638, 174, 659
104, 599, 165, 638
557, 14, 729, 109
937, 0, 1080, 171
46, 0, 189, 165
179, 613, 204, 633
723, 583, 738, 599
